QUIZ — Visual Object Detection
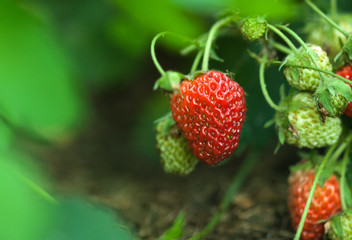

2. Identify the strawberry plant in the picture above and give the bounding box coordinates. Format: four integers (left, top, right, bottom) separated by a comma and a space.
150, 0, 352, 239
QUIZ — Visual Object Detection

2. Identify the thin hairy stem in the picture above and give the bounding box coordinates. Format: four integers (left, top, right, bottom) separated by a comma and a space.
202, 16, 235, 71
190, 50, 204, 73
305, 0, 348, 37
259, 54, 282, 112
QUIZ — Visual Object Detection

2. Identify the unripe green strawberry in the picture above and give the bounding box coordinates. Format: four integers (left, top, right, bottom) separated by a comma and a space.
156, 119, 198, 175
306, 14, 352, 61
277, 92, 342, 148
317, 91, 348, 117
327, 210, 352, 240
284, 44, 332, 91
240, 16, 267, 41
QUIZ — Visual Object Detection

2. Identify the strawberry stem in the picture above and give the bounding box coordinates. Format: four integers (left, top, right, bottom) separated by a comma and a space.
151, 32, 167, 76
271, 61, 352, 85
201, 16, 235, 71
190, 50, 204, 74
267, 24, 299, 56
294, 142, 339, 240
151, 31, 197, 76
188, 151, 258, 240
340, 135, 352, 211
269, 41, 292, 55
275, 24, 326, 83
259, 54, 283, 112
305, 0, 348, 38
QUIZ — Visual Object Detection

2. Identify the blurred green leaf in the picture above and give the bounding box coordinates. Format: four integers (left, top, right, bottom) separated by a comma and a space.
0, 120, 13, 149
157, 212, 185, 240
232, 0, 298, 21
110, 0, 206, 49
46, 197, 135, 240
0, 150, 54, 240
0, 0, 85, 141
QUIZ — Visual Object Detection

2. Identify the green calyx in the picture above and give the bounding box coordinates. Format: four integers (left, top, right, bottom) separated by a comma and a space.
316, 77, 352, 117
240, 16, 267, 41
153, 71, 185, 92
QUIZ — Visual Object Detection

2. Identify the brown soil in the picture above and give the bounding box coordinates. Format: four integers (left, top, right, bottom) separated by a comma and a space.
40, 84, 298, 240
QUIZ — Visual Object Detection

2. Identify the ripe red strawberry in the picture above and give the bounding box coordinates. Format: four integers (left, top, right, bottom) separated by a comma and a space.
336, 65, 352, 117
288, 167, 341, 240
170, 71, 246, 165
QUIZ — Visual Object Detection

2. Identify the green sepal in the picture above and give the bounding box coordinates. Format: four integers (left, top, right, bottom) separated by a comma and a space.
157, 212, 185, 240
343, 177, 352, 209
328, 78, 352, 102
154, 71, 185, 91
186, 71, 205, 81
290, 65, 300, 84
210, 49, 224, 62
154, 112, 175, 137
273, 142, 281, 154
317, 165, 334, 187
342, 35, 352, 61
277, 127, 285, 145
331, 214, 344, 238
316, 87, 334, 115
287, 100, 312, 112
263, 118, 275, 128
289, 161, 312, 173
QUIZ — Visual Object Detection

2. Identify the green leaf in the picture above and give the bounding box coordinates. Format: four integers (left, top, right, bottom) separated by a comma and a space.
0, 120, 13, 149
158, 212, 185, 240
232, 0, 298, 21
0, 150, 53, 240
317, 166, 334, 187
342, 35, 352, 61
47, 198, 134, 240
278, 127, 285, 145
289, 161, 312, 173
329, 79, 352, 102
210, 49, 224, 62
0, 0, 85, 141
263, 118, 275, 128
154, 71, 184, 91
343, 178, 352, 209
331, 215, 343, 238
316, 88, 334, 115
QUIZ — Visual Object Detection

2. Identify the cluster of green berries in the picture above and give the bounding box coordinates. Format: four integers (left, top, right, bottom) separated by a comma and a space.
277, 44, 347, 149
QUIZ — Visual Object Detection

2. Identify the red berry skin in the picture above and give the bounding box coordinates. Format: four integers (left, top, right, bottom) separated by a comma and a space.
170, 71, 246, 165
336, 65, 352, 117
288, 169, 341, 240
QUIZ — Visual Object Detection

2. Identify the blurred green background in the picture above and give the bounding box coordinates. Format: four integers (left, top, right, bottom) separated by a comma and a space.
1, 0, 352, 239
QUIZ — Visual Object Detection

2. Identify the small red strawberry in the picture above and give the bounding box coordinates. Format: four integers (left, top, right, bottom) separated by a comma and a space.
336, 65, 352, 117
170, 71, 246, 165
288, 166, 341, 240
